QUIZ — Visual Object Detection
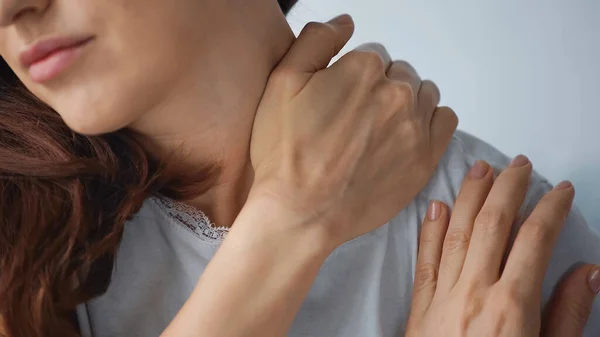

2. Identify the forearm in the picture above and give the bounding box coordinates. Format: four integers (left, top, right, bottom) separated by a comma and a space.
161, 197, 332, 337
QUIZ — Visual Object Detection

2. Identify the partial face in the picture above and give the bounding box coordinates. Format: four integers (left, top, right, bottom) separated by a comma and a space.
0, 0, 221, 134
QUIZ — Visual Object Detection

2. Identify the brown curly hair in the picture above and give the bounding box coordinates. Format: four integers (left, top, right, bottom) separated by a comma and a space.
0, 1, 297, 336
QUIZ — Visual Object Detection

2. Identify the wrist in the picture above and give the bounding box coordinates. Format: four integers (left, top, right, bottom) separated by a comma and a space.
231, 193, 337, 261
165, 194, 335, 337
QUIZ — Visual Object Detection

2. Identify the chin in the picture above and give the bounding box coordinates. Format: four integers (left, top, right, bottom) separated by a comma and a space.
62, 114, 126, 136
33, 63, 165, 136
46, 82, 143, 136
56, 100, 134, 136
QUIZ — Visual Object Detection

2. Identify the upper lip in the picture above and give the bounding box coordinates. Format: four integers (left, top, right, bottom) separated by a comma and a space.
19, 35, 93, 68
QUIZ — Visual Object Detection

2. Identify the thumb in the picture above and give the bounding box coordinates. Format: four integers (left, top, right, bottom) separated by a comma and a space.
541, 264, 600, 337
276, 14, 354, 85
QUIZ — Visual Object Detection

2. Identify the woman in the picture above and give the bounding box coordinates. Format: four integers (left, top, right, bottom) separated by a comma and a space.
0, 0, 598, 336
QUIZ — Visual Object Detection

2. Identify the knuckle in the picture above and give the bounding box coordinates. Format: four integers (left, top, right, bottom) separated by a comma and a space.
360, 42, 387, 52
475, 209, 510, 236
414, 263, 439, 289
521, 217, 553, 242
387, 60, 417, 79
339, 54, 364, 76
357, 42, 389, 60
400, 121, 425, 145
346, 50, 386, 77
393, 83, 413, 106
269, 66, 300, 88
565, 299, 593, 325
420, 80, 441, 104
361, 51, 386, 74
376, 83, 410, 109
443, 230, 472, 255
394, 59, 418, 74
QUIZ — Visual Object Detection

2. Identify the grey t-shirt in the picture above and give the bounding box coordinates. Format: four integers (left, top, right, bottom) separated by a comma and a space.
76, 130, 600, 337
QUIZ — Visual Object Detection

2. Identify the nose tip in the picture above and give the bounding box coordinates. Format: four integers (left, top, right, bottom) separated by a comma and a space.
0, 0, 22, 26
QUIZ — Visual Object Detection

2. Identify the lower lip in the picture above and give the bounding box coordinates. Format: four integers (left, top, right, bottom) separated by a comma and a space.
28, 39, 91, 83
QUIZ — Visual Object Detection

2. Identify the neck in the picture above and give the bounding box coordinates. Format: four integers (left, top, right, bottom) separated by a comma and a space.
131, 2, 295, 226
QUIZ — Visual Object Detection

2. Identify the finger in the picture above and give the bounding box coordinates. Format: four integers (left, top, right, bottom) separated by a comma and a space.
542, 264, 600, 337
277, 14, 354, 82
436, 160, 493, 295
501, 181, 575, 297
428, 106, 458, 165
461, 155, 532, 284
417, 80, 440, 126
408, 201, 450, 325
386, 60, 422, 102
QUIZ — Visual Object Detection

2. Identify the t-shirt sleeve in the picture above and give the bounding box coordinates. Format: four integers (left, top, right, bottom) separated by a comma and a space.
524, 179, 600, 337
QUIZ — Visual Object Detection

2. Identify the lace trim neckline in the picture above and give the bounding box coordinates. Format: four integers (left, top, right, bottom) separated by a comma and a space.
150, 196, 230, 243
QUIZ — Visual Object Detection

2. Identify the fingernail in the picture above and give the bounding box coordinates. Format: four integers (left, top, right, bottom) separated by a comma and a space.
509, 154, 529, 168
328, 14, 353, 26
588, 266, 600, 294
468, 160, 489, 180
427, 200, 441, 221
553, 180, 573, 190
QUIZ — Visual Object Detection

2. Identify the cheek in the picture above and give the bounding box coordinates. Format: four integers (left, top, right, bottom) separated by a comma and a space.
56, 35, 191, 135
47, 87, 140, 136
37, 68, 166, 136
24, 32, 182, 135
58, 57, 183, 136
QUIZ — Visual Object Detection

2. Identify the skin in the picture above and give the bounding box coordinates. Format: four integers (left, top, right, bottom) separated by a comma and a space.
0, 0, 295, 226
0, 1, 596, 336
